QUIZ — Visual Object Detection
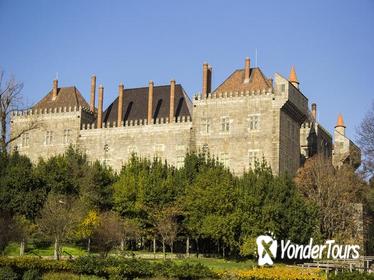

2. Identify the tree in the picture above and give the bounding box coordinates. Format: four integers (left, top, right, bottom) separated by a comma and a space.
357, 101, 374, 178
295, 155, 368, 241
0, 69, 37, 155
0, 211, 21, 255
37, 194, 82, 260
75, 210, 100, 253
92, 211, 123, 257
154, 205, 179, 258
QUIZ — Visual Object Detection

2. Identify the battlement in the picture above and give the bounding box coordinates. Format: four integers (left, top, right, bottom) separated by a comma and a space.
194, 87, 274, 102
81, 115, 192, 130
11, 106, 93, 117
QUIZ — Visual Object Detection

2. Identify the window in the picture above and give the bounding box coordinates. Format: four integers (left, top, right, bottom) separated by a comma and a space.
249, 115, 260, 130
154, 144, 165, 158
248, 150, 260, 169
219, 153, 229, 167
21, 133, 30, 147
176, 156, 184, 168
221, 117, 230, 132
202, 144, 209, 154
201, 118, 211, 134
128, 145, 138, 154
45, 131, 53, 145
63, 129, 71, 144
281, 84, 286, 92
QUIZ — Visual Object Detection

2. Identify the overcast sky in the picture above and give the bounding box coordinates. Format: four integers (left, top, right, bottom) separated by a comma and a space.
0, 0, 373, 140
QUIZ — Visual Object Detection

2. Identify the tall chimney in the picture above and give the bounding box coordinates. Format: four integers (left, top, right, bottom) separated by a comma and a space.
311, 103, 317, 121
90, 75, 96, 112
244, 57, 251, 83
97, 85, 104, 129
52, 79, 58, 100
169, 80, 175, 122
117, 83, 124, 126
202, 62, 212, 98
147, 81, 154, 124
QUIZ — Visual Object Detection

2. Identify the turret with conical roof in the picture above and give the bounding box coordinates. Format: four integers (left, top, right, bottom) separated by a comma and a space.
289, 66, 299, 89
335, 114, 346, 136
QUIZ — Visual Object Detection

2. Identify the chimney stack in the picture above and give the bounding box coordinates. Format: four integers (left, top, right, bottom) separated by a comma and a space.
147, 81, 154, 124
97, 85, 104, 129
244, 57, 251, 83
52, 79, 58, 100
202, 62, 212, 98
90, 75, 96, 112
117, 83, 124, 126
311, 103, 317, 121
169, 80, 175, 122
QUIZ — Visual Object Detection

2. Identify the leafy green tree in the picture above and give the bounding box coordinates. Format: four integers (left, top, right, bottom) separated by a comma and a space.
37, 194, 83, 260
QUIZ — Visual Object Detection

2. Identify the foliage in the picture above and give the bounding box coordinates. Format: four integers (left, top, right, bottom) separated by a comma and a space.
22, 269, 41, 280
329, 271, 374, 280
91, 212, 123, 256
0, 266, 18, 280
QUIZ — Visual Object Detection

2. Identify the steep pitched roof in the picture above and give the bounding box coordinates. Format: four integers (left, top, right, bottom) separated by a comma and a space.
289, 66, 298, 83
103, 84, 192, 124
213, 67, 272, 93
33, 87, 90, 110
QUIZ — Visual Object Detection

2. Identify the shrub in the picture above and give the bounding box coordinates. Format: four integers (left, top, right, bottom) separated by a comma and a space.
329, 272, 374, 280
0, 266, 18, 280
42, 272, 79, 280
23, 269, 41, 280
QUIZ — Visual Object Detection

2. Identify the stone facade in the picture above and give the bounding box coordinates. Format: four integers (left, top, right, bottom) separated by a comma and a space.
10, 58, 360, 175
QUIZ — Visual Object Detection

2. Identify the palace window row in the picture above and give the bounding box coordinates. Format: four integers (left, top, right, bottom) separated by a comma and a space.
201, 114, 261, 134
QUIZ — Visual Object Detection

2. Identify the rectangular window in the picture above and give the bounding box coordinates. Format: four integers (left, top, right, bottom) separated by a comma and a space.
201, 118, 211, 134
21, 133, 30, 147
249, 115, 260, 130
154, 144, 165, 158
248, 149, 260, 169
128, 145, 138, 154
219, 152, 229, 167
45, 131, 53, 145
63, 129, 71, 144
221, 117, 230, 132
176, 156, 185, 169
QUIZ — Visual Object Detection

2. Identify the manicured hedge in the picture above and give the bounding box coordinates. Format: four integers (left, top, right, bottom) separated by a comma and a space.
0, 256, 217, 280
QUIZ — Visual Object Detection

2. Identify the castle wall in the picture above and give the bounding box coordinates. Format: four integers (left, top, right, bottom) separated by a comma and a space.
78, 118, 192, 171
10, 107, 86, 163
193, 90, 284, 175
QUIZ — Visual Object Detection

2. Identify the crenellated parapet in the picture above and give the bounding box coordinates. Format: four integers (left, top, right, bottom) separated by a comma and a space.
81, 115, 192, 130
11, 106, 93, 118
194, 87, 274, 103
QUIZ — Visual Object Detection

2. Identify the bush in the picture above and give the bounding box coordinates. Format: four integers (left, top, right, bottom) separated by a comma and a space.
23, 269, 41, 280
42, 272, 79, 280
0, 266, 18, 280
329, 272, 374, 280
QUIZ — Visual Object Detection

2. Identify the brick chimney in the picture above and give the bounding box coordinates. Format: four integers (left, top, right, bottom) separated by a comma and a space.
202, 62, 212, 98
90, 75, 96, 112
52, 79, 58, 100
244, 57, 251, 83
97, 85, 104, 129
118, 83, 124, 126
311, 103, 317, 121
169, 80, 175, 122
147, 81, 154, 124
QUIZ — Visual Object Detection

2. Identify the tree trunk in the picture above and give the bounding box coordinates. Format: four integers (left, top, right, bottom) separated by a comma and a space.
1, 111, 6, 154
19, 239, 25, 256
171, 243, 173, 255
186, 236, 190, 258
162, 238, 166, 259
87, 238, 91, 254
153, 237, 156, 259
222, 245, 225, 258
54, 237, 60, 260
196, 238, 199, 258
120, 238, 125, 251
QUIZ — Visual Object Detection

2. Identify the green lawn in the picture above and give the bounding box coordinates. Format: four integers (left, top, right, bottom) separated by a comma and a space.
4, 242, 87, 257
4, 243, 255, 272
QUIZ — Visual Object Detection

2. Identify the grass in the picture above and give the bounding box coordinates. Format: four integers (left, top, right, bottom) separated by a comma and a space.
4, 242, 87, 257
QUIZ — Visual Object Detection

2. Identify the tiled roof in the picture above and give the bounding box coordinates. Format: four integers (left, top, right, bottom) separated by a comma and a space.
289, 66, 298, 83
213, 67, 272, 93
33, 87, 90, 110
103, 84, 192, 124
